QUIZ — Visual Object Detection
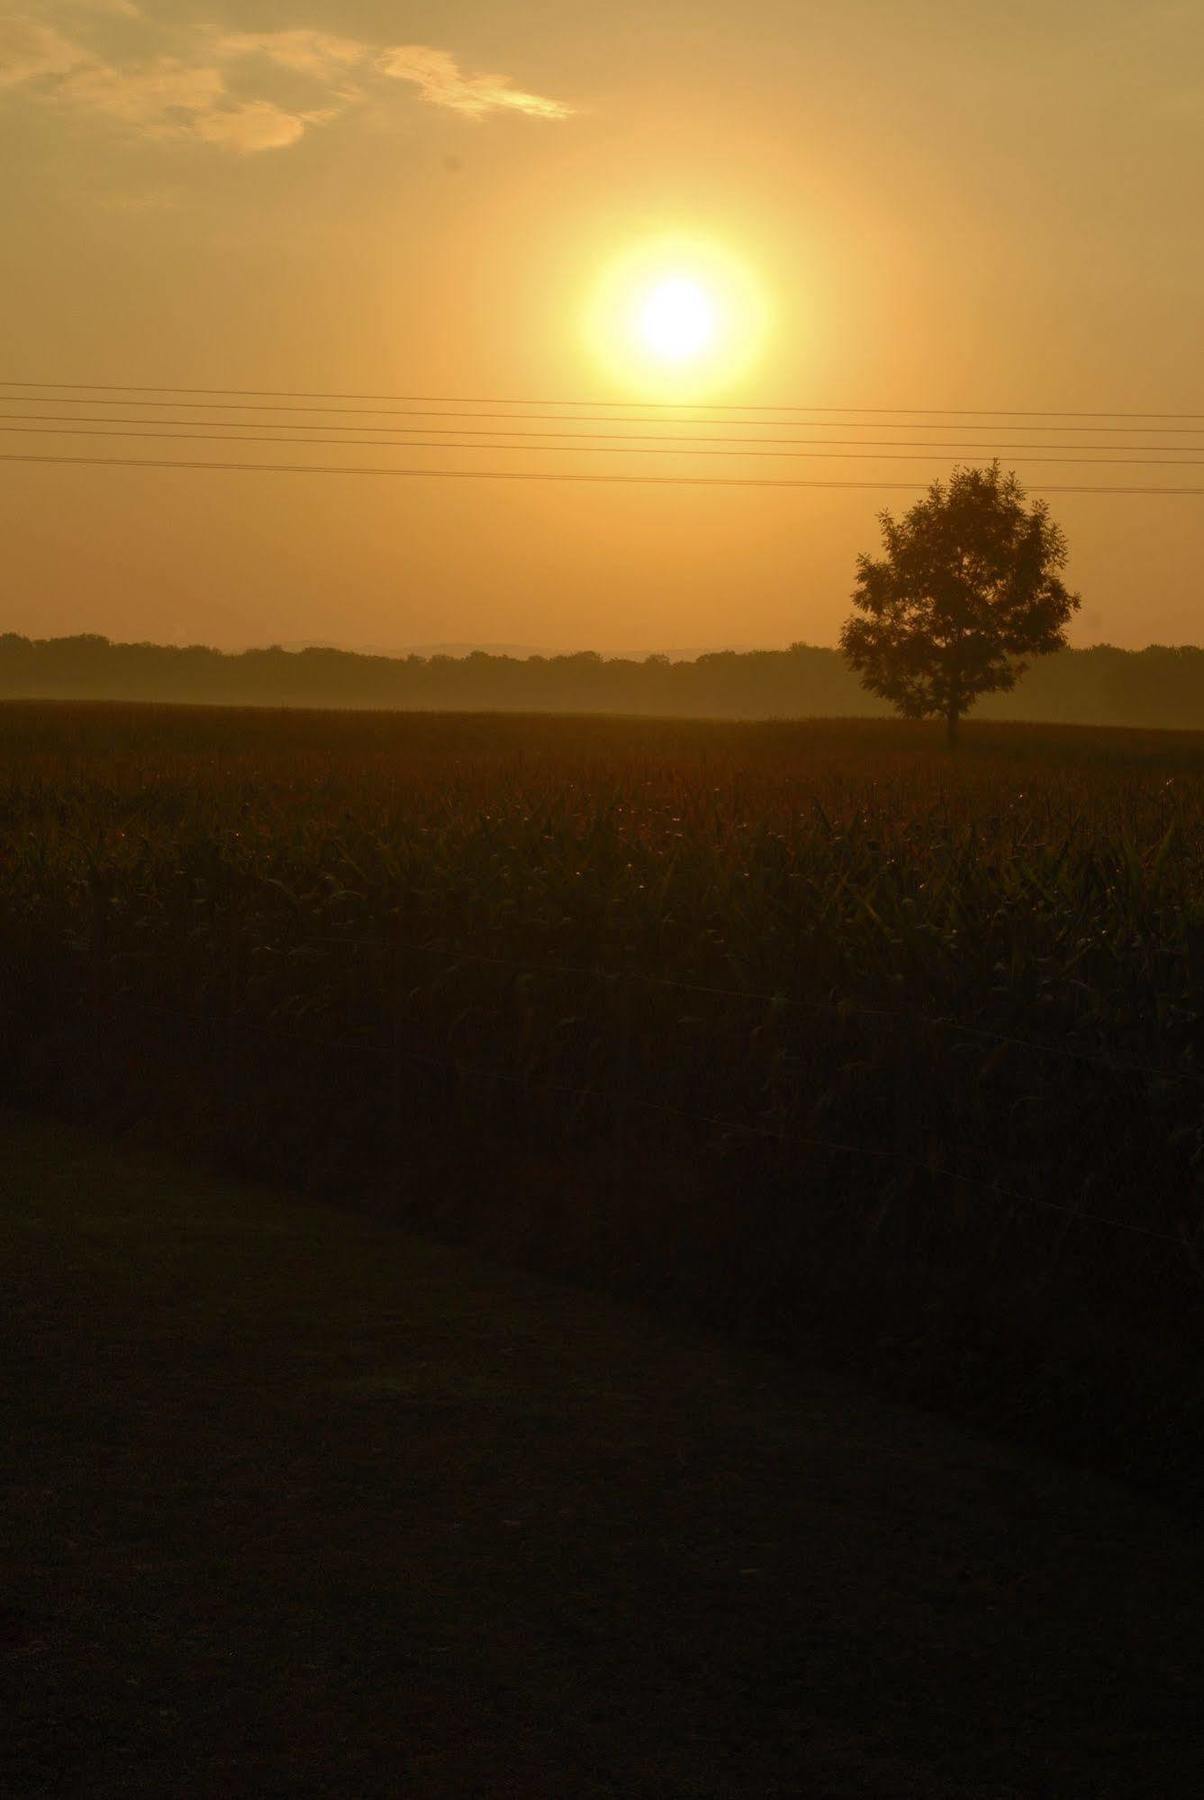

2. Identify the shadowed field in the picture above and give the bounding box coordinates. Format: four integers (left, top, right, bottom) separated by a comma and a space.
2, 703, 1203, 1492
4, 1114, 1204, 1798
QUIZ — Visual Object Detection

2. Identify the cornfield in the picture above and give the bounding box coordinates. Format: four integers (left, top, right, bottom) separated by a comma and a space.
3, 702, 1202, 1489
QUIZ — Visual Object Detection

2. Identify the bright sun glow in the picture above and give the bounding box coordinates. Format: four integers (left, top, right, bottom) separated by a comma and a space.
584, 234, 770, 399
638, 277, 717, 362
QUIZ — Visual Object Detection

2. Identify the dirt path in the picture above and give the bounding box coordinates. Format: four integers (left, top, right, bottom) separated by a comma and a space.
3, 1115, 1201, 1798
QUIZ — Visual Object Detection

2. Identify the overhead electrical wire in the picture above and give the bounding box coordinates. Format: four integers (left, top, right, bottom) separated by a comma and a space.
4, 451, 1203, 495
3, 413, 1204, 454
4, 378, 1204, 422
3, 393, 1204, 434
5, 380, 1204, 492
3, 424, 1204, 468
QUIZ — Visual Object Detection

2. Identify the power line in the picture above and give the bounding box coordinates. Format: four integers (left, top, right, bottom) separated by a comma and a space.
5, 451, 1204, 495
5, 393, 1204, 434
5, 378, 1204, 421
5, 426, 1204, 470
5, 413, 1204, 453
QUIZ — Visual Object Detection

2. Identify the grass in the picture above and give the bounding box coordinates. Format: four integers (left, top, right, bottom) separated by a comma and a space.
6, 1112, 1204, 1798
1, 701, 1203, 1494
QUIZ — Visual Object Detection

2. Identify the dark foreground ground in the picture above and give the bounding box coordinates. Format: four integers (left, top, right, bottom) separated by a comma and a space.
4, 1115, 1203, 1800
7, 703, 1204, 1501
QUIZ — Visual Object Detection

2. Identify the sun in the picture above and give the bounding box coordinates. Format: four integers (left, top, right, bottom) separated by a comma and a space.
584, 233, 770, 399
637, 277, 717, 363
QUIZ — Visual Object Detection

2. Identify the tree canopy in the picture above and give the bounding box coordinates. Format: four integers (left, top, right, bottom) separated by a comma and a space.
840, 464, 1080, 742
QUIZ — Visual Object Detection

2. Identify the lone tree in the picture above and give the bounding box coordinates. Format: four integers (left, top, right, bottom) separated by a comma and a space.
840, 463, 1080, 745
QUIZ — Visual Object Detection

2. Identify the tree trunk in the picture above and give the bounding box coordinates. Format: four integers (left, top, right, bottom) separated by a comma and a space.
945, 706, 960, 748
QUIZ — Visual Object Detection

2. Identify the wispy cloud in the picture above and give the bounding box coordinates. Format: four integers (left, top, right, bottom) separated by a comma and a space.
0, 12, 574, 153
0, 18, 88, 87
376, 45, 572, 120
67, 0, 143, 17
192, 98, 320, 153
212, 30, 366, 82
56, 57, 223, 128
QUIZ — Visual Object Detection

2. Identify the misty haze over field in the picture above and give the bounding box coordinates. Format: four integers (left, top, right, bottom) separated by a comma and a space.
7, 633, 1204, 731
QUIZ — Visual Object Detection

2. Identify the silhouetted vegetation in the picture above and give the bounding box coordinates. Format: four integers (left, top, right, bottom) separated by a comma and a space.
841, 465, 1079, 744
7, 631, 1204, 728
3, 702, 1203, 1497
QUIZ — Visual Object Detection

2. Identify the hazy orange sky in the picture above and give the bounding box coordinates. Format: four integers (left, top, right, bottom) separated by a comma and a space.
2, 1, 1202, 653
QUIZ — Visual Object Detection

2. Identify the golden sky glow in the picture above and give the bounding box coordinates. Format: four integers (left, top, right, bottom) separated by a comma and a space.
1, 2, 1203, 653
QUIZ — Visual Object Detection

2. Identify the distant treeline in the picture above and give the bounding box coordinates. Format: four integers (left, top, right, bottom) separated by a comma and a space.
5, 632, 1204, 728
